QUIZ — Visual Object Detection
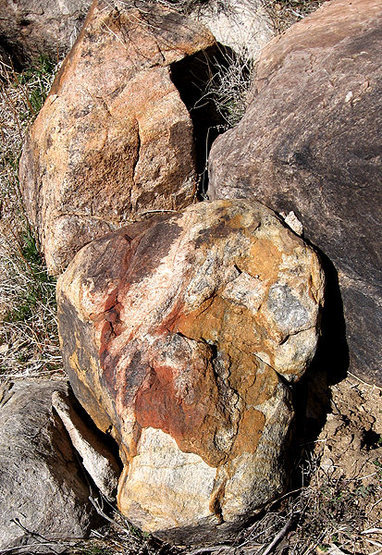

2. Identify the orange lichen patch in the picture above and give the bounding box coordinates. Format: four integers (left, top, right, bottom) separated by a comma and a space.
174, 291, 280, 397
175, 296, 268, 360
245, 238, 282, 282
175, 297, 224, 342
245, 364, 279, 407
224, 348, 278, 407
230, 407, 266, 458
227, 212, 257, 231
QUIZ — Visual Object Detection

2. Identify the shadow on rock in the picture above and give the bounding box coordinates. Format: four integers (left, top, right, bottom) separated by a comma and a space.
293, 246, 349, 479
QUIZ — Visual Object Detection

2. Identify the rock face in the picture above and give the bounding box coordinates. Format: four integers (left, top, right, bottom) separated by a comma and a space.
0, 380, 94, 552
208, 0, 382, 385
19, 0, 215, 275
0, 0, 91, 69
57, 199, 324, 544
52, 390, 120, 502
190, 0, 274, 59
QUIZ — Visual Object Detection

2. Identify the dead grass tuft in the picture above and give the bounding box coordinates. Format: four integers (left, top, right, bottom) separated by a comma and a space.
197, 47, 254, 130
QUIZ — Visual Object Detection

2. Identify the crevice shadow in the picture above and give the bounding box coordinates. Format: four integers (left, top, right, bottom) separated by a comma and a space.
292, 246, 350, 483
170, 44, 236, 197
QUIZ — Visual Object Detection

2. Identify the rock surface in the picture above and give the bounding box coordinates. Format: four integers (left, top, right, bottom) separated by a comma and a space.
57, 199, 324, 544
0, 0, 91, 69
190, 0, 274, 59
19, 0, 215, 275
52, 390, 120, 501
208, 0, 382, 385
0, 380, 94, 552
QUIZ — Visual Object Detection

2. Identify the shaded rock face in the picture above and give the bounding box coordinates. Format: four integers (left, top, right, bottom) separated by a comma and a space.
57, 199, 324, 544
0, 380, 94, 552
208, 0, 382, 385
19, 0, 215, 275
190, 0, 274, 60
0, 0, 91, 69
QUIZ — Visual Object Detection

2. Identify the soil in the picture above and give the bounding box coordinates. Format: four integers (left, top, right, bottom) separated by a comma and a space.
308, 375, 382, 554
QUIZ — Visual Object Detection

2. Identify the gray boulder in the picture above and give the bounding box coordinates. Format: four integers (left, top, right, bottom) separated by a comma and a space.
0, 380, 95, 553
0, 0, 91, 68
190, 0, 274, 60
208, 0, 382, 385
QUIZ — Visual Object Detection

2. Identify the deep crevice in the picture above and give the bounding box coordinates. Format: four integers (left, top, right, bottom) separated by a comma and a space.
362, 429, 381, 451
170, 44, 235, 198
65, 385, 123, 472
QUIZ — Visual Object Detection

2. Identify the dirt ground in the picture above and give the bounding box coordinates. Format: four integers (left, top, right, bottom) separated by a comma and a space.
306, 375, 382, 554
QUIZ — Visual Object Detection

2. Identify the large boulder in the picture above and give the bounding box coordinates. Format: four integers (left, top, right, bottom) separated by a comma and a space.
208, 0, 382, 385
57, 199, 324, 544
0, 380, 95, 552
0, 0, 91, 69
19, 0, 215, 275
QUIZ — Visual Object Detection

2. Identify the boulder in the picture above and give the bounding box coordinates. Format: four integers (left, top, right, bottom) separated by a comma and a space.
0, 380, 94, 552
208, 0, 382, 385
190, 0, 274, 60
19, 0, 215, 275
57, 199, 324, 544
0, 0, 91, 69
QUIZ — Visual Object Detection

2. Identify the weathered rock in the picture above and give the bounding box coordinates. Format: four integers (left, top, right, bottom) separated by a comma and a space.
208, 0, 382, 385
0, 0, 91, 69
0, 380, 94, 552
19, 0, 215, 275
52, 390, 120, 501
190, 0, 274, 59
57, 199, 324, 544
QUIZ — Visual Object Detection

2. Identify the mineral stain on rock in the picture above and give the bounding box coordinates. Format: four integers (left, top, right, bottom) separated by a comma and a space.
267, 284, 310, 334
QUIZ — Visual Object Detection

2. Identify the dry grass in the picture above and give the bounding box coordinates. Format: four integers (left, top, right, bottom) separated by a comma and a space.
49, 444, 380, 554
0, 57, 63, 380
262, 0, 325, 34
196, 47, 254, 130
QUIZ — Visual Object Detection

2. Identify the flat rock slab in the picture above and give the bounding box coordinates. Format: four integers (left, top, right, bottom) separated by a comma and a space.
208, 0, 382, 385
19, 0, 215, 275
0, 380, 95, 553
57, 199, 324, 544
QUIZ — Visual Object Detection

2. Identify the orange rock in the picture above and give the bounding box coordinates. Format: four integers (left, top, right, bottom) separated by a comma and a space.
20, 0, 215, 274
57, 199, 324, 544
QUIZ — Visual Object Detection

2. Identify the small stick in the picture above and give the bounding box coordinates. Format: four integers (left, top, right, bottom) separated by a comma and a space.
11, 518, 62, 554
188, 545, 232, 555
362, 528, 382, 535
262, 517, 294, 555
137, 209, 178, 216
